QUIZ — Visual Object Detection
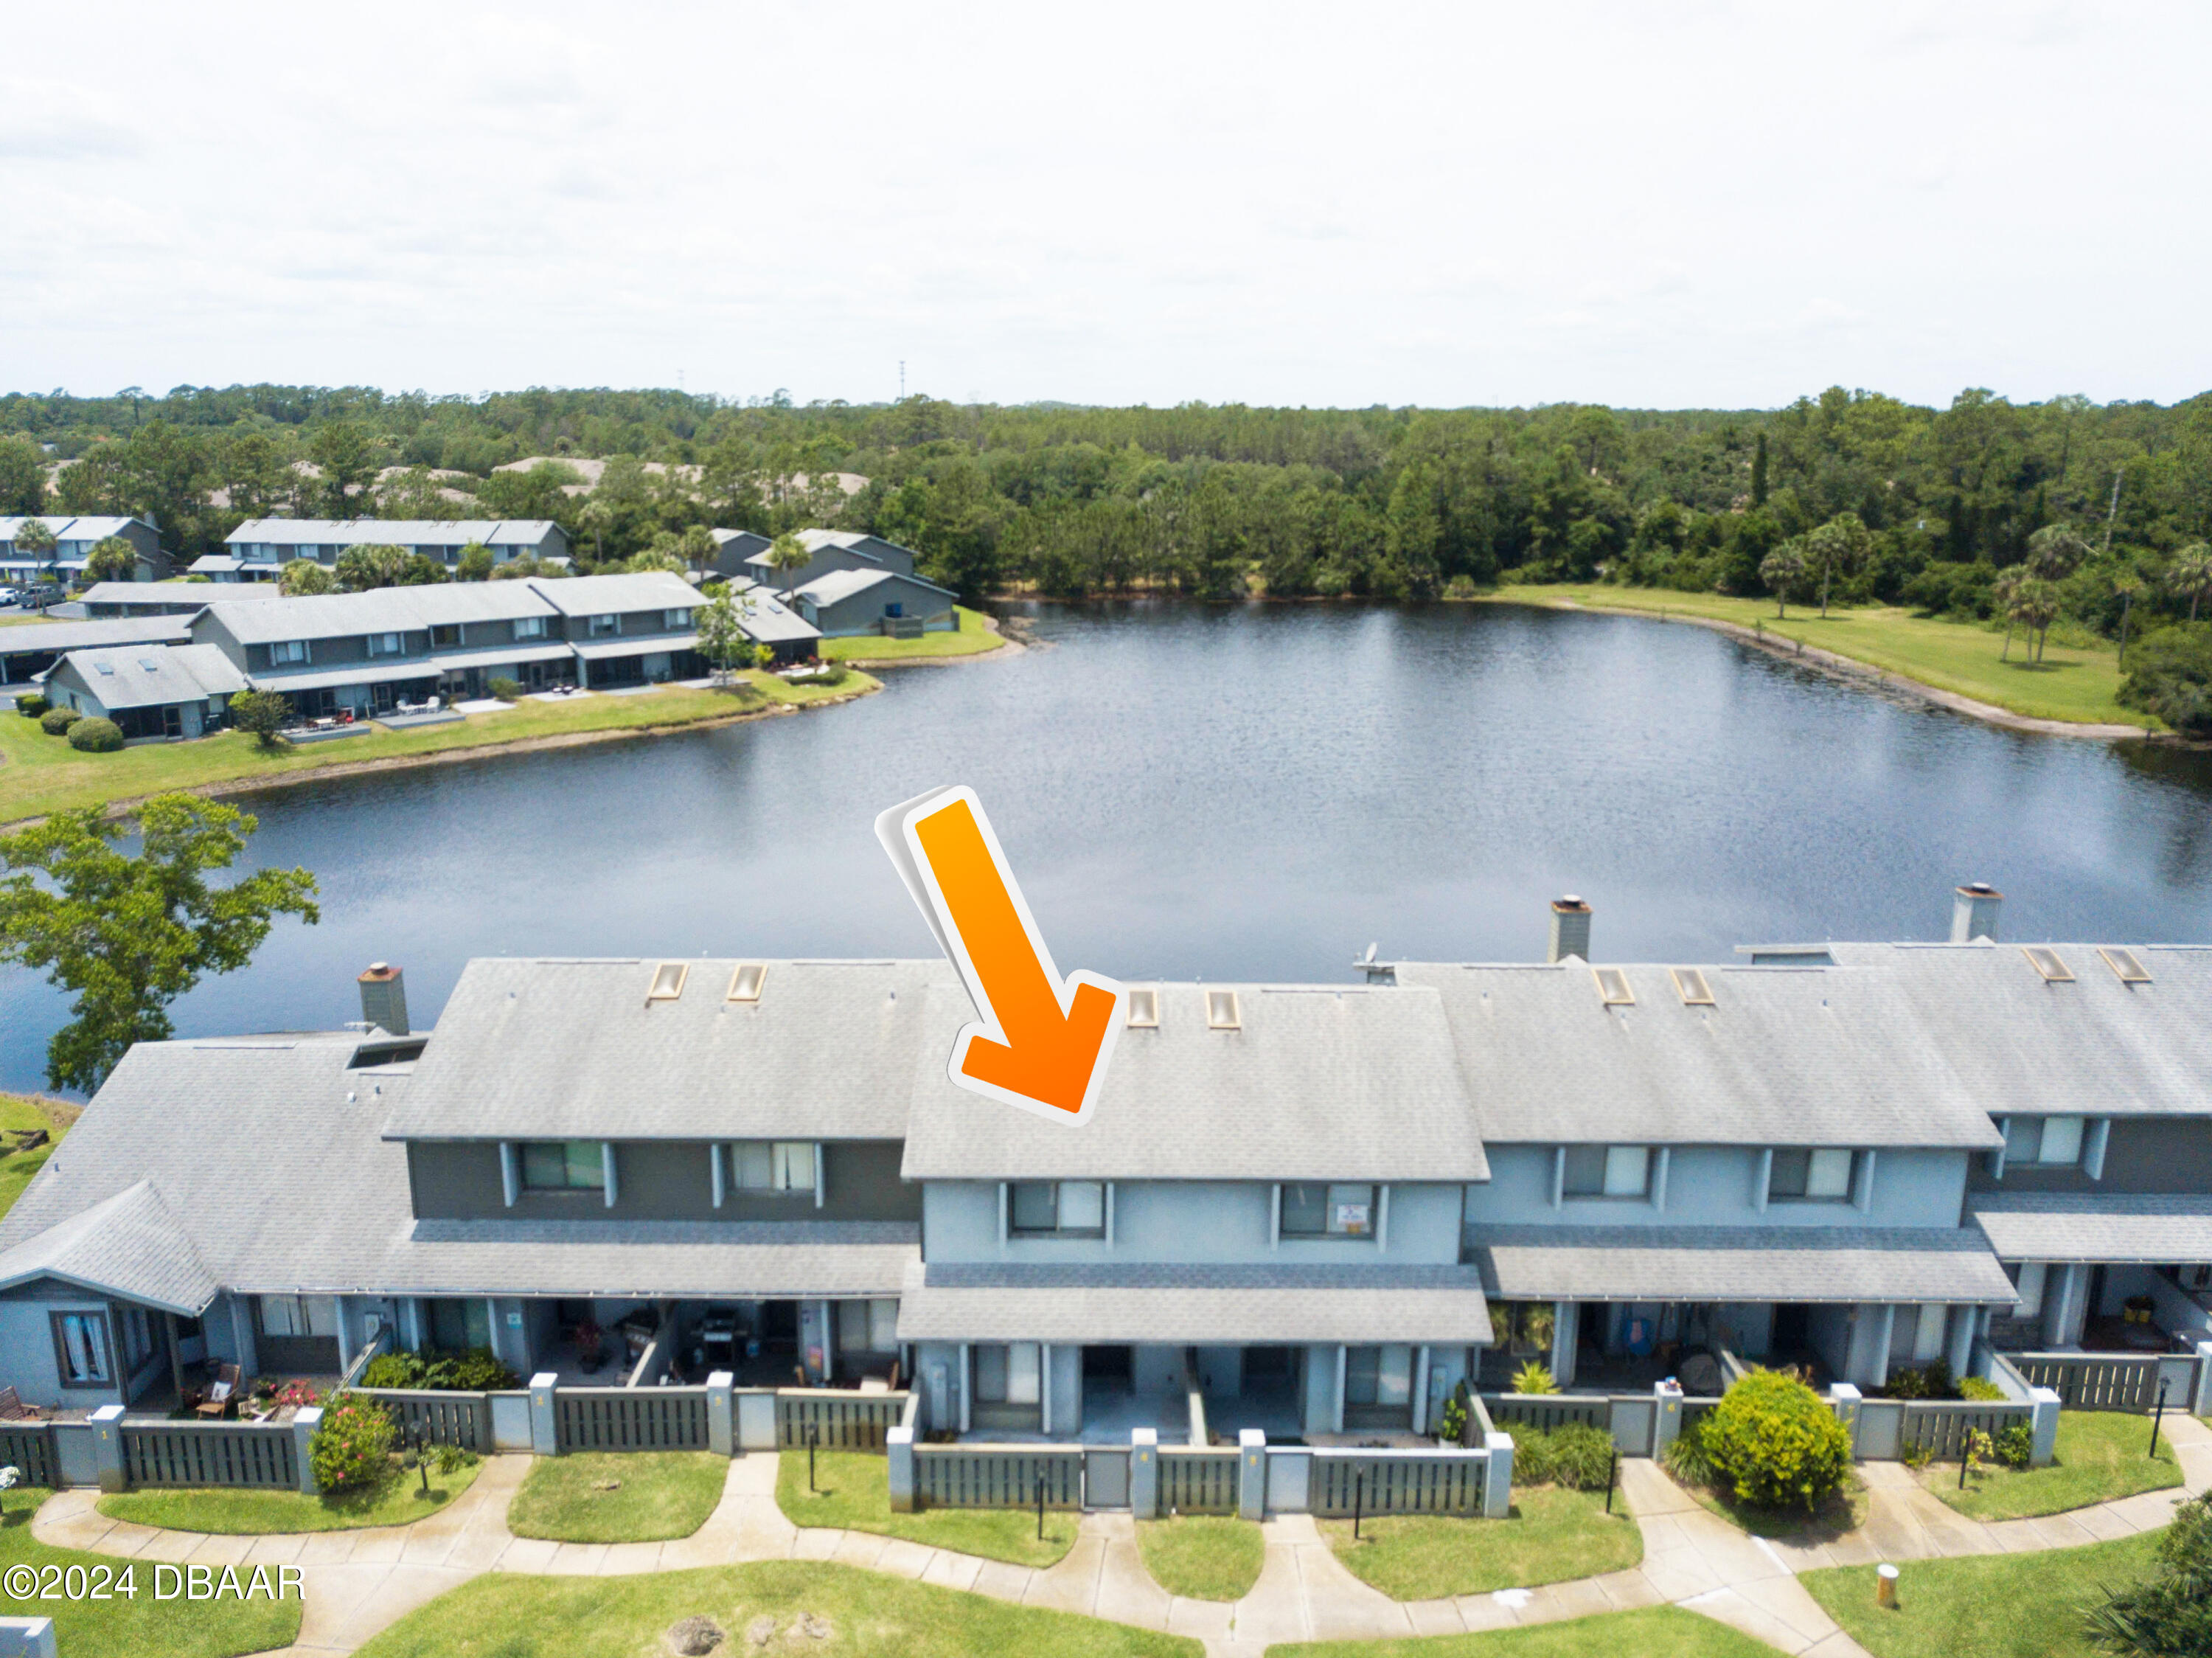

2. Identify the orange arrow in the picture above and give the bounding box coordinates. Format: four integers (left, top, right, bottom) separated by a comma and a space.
875, 785, 1123, 1123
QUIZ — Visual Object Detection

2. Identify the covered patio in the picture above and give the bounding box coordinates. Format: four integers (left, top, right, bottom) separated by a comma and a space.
1972, 1193, 2212, 1356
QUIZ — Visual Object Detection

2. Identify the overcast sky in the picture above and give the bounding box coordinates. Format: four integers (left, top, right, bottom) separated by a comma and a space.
3, 1, 2206, 412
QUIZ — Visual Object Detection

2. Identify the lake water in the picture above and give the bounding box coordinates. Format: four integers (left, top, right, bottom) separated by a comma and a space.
7, 600, 2212, 1095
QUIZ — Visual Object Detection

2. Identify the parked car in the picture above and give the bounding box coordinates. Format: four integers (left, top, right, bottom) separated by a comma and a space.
0, 588, 20, 608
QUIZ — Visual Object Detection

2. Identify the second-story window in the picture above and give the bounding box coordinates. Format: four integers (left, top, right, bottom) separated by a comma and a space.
521, 1140, 605, 1191
589, 614, 619, 637
2007, 1115, 2085, 1167
1770, 1148, 1856, 1201
664, 608, 692, 628
515, 616, 547, 639
431, 624, 461, 648
1009, 1180, 1105, 1237
270, 639, 309, 665
1281, 1182, 1375, 1237
732, 1140, 815, 1193
365, 631, 404, 657
1563, 1145, 1649, 1199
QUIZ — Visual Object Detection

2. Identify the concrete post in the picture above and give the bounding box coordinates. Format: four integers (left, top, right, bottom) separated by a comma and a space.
1651, 1378, 1684, 1458
706, 1371, 734, 1457
1829, 1383, 1863, 1460
2193, 1342, 2212, 1418
529, 1372, 559, 1456
1481, 1432, 1514, 1519
2028, 1386, 2062, 1468
89, 1404, 127, 1494
887, 1425, 917, 1513
0, 1617, 58, 1658
1130, 1427, 1159, 1521
292, 1406, 323, 1494
1238, 1429, 1267, 1520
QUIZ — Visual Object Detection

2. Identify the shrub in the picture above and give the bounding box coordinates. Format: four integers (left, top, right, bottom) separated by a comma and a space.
1885, 1359, 1956, 1401
2120, 624, 2212, 735
39, 706, 81, 735
67, 716, 124, 752
2085, 1489, 2212, 1654
308, 1393, 395, 1493
1510, 1360, 1558, 1395
1663, 1419, 1715, 1486
1702, 1370, 1853, 1513
434, 1443, 476, 1476
15, 693, 47, 717
359, 1352, 426, 1390
1539, 1423, 1616, 1491
1994, 1422, 2034, 1471
1958, 1376, 2008, 1402
1437, 1389, 1469, 1447
228, 688, 291, 748
487, 676, 524, 701
420, 1347, 518, 1392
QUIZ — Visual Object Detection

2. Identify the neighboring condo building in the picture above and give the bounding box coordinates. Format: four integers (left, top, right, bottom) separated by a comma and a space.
1, 887, 2205, 1440
0, 517, 167, 583
44, 644, 249, 740
205, 520, 571, 582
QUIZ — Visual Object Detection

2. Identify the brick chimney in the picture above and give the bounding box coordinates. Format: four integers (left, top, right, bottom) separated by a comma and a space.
1950, 883, 2003, 944
358, 962, 409, 1036
1548, 896, 1593, 963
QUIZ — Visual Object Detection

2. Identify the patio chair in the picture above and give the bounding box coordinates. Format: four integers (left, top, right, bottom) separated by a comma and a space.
0, 1387, 38, 1421
194, 1362, 240, 1420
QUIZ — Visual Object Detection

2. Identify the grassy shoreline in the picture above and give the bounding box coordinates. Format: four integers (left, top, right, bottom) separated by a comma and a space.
0, 668, 879, 826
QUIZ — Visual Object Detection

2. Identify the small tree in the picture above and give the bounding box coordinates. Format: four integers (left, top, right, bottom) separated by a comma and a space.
228, 689, 291, 747
15, 518, 57, 577
695, 589, 757, 683
85, 537, 138, 583
1702, 1370, 1853, 1513
397, 552, 448, 586
456, 541, 495, 582
678, 524, 717, 580
2008, 575, 2062, 665
334, 544, 410, 592
308, 1394, 395, 1494
1801, 512, 1871, 618
767, 531, 810, 597
1760, 544, 1808, 618
279, 558, 334, 597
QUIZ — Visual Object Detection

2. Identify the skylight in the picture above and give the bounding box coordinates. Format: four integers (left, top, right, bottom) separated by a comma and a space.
647, 962, 689, 1000
138, 658, 159, 671
1206, 989, 1240, 1030
1127, 988, 1159, 1027
726, 962, 767, 1002
1593, 967, 1635, 1005
2098, 947, 2152, 984
94, 662, 114, 675
1670, 968, 1714, 1005
2022, 946, 2074, 983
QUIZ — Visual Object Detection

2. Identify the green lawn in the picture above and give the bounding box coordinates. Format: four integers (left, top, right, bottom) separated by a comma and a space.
0, 1485, 300, 1657
1318, 1485, 1641, 1600
820, 606, 1007, 662
1683, 1469, 1869, 1543
97, 1453, 481, 1533
1271, 1604, 1780, 1657
352, 1558, 1197, 1658
0, 668, 877, 825
1924, 1410, 2183, 1520
506, 1451, 726, 1543
1801, 1527, 2161, 1658
1481, 585, 2153, 729
775, 1449, 1078, 1568
1135, 1515, 1265, 1600
0, 1095, 72, 1219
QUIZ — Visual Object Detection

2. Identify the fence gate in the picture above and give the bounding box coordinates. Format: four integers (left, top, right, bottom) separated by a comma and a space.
1854, 1399, 1905, 1461
1085, 1447, 1130, 1509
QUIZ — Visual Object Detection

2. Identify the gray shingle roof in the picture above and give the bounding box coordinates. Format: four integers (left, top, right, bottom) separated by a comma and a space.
797, 568, 956, 606
1467, 1224, 2019, 1303
900, 979, 1490, 1182
384, 958, 941, 1142
528, 571, 695, 617
0, 1182, 218, 1314
728, 582, 820, 645
1969, 1193, 2212, 1263
397, 1220, 916, 1296
78, 582, 278, 608
0, 617, 192, 656
196, 583, 559, 645
572, 633, 698, 662
1394, 960, 2007, 1149
58, 643, 248, 707
894, 1260, 1493, 1343
224, 519, 561, 547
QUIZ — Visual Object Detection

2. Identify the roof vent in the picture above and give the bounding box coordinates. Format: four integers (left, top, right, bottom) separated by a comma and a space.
2098, 947, 2152, 985
726, 962, 767, 1002
1951, 882, 2003, 943
1127, 988, 1159, 1027
1206, 989, 1241, 1030
647, 962, 689, 1001
1670, 968, 1714, 1005
1548, 896, 1593, 964
2022, 946, 2074, 983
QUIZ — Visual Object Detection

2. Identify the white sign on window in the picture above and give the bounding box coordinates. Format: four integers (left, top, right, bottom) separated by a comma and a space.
1334, 1202, 1371, 1234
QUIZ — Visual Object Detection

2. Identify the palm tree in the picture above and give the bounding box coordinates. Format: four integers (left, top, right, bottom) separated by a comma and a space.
1759, 544, 1806, 619
14, 517, 57, 587
2009, 575, 2062, 665
2168, 543, 2212, 623
1994, 567, 2027, 660
766, 532, 810, 599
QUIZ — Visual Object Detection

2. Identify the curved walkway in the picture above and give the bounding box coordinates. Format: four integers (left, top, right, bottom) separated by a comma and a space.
32, 1415, 2212, 1658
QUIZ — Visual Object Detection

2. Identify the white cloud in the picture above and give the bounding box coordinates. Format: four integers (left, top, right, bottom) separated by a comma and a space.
0, 0, 2205, 409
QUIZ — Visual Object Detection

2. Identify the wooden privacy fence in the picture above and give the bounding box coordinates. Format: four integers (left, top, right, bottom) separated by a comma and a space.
355, 1388, 493, 1452
555, 1387, 710, 1451
122, 1423, 296, 1489
1481, 1394, 1610, 1433
776, 1390, 907, 1450
914, 1446, 1082, 1508
2007, 1351, 2198, 1413
1158, 1448, 1239, 1514
0, 1424, 57, 1488
1899, 1399, 2034, 1460
1309, 1449, 1489, 1516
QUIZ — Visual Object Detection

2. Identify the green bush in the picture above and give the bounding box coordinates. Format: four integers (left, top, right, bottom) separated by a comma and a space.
14, 692, 47, 717
1663, 1418, 1716, 1486
1994, 1422, 2034, 1471
309, 1393, 395, 1493
1509, 1423, 1614, 1491
1958, 1375, 2008, 1402
487, 676, 524, 701
1510, 1360, 1558, 1395
358, 1353, 425, 1390
2120, 624, 2212, 735
1703, 1370, 1853, 1513
67, 716, 124, 752
1885, 1359, 1955, 1401
39, 706, 81, 735
1437, 1388, 1469, 1447
2085, 1489, 2212, 1653
356, 1347, 516, 1391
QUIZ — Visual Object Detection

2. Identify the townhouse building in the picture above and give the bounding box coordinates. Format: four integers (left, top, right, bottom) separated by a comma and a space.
0, 616, 193, 687
744, 530, 960, 639
1, 888, 2205, 1445
0, 516, 167, 583
44, 644, 248, 740
203, 520, 570, 582
77, 583, 284, 620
